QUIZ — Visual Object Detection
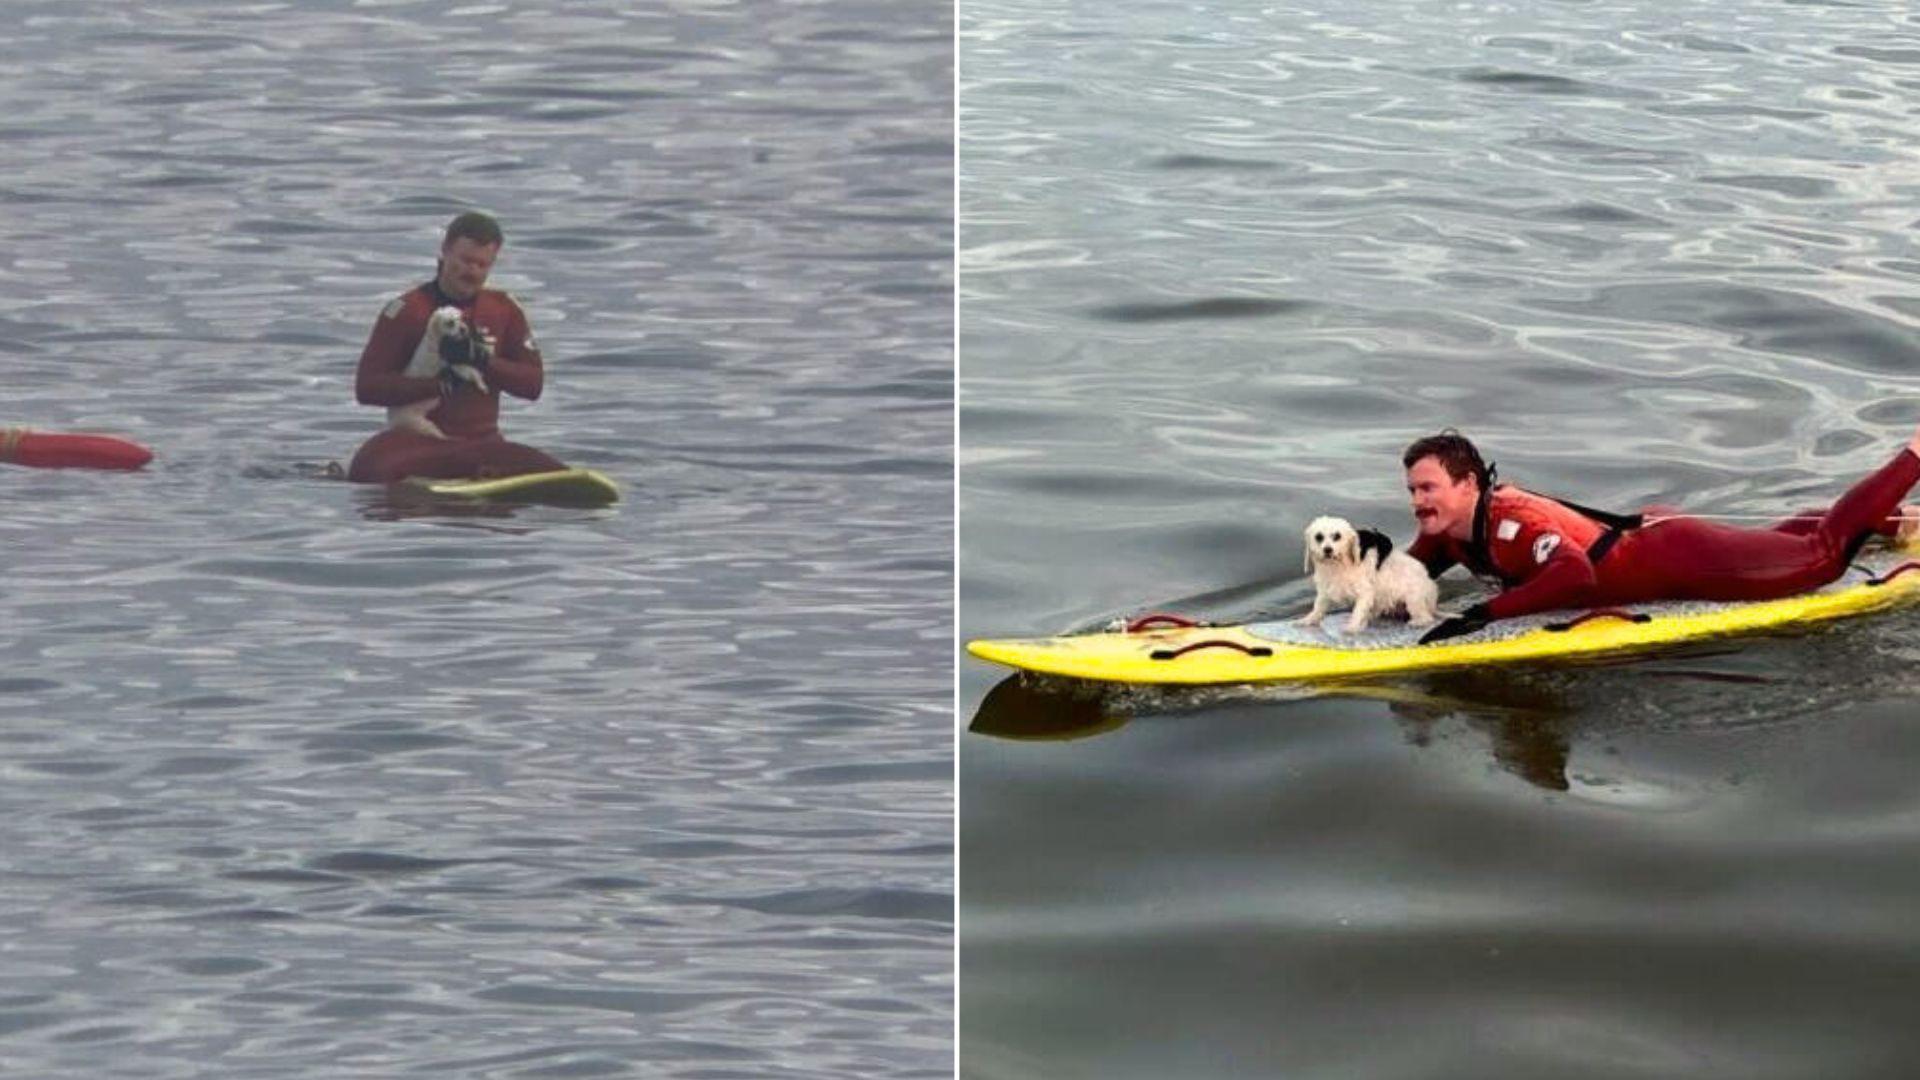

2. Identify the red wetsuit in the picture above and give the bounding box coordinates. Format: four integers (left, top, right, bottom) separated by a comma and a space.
1409, 448, 1920, 619
346, 280, 566, 483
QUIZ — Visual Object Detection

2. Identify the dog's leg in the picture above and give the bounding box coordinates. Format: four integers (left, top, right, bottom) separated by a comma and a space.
1407, 591, 1439, 627
1344, 582, 1374, 634
390, 400, 449, 440
399, 411, 449, 440
1300, 594, 1328, 627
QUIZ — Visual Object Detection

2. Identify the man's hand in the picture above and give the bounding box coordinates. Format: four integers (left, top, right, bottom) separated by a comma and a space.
439, 329, 493, 373
1418, 602, 1493, 645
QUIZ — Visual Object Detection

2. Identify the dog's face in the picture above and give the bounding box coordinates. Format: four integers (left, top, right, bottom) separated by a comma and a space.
426, 305, 468, 341
1303, 515, 1360, 573
428, 306, 476, 363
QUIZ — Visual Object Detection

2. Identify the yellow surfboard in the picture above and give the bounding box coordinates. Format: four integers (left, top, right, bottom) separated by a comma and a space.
407, 468, 619, 508
967, 550, 1920, 686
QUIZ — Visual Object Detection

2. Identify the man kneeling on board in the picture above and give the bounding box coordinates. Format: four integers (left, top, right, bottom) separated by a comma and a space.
347, 211, 567, 484
1403, 426, 1920, 644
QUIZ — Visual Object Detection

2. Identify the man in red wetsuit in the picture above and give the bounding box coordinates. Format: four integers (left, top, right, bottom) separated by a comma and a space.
1405, 427, 1920, 643
346, 211, 567, 483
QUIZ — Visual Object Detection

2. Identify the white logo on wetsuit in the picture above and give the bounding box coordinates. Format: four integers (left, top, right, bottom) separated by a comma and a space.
1496, 519, 1520, 541
1533, 533, 1561, 563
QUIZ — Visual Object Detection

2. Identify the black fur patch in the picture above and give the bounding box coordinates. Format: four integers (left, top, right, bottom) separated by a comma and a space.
1357, 528, 1394, 569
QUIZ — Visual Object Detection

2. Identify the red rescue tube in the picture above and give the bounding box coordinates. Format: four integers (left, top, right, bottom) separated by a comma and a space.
1, 428, 154, 470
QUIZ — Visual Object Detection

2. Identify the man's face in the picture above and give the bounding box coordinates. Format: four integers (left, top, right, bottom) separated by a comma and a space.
438, 237, 499, 301
1406, 455, 1480, 539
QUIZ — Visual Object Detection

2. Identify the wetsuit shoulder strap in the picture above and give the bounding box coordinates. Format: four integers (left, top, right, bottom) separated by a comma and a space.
1472, 485, 1641, 576
1461, 482, 1500, 577
1522, 489, 1642, 565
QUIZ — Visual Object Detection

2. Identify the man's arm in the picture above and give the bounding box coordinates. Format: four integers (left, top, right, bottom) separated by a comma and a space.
354, 299, 439, 406
1481, 534, 1598, 619
1405, 532, 1457, 579
483, 297, 544, 401
1419, 522, 1597, 644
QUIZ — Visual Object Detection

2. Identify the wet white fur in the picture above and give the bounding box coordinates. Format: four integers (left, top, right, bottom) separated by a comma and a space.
388, 306, 490, 439
1299, 514, 1440, 634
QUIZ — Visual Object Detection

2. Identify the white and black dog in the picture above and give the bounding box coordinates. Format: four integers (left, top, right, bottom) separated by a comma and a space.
1299, 515, 1441, 634
388, 305, 491, 439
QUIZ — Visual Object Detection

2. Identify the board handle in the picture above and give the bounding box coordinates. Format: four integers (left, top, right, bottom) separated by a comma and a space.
1125, 613, 1203, 632
1150, 640, 1273, 661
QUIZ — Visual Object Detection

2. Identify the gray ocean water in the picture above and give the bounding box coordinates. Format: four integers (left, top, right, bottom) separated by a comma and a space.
961, 2, 1920, 1079
2, 3, 951, 1077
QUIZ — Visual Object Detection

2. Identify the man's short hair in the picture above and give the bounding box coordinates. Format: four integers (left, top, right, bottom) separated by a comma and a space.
1403, 429, 1492, 489
443, 210, 504, 249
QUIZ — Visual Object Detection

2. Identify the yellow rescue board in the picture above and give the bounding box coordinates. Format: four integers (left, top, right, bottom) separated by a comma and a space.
967, 556, 1920, 686
409, 468, 619, 508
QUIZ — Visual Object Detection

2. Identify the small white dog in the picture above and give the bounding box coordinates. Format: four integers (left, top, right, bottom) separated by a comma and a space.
388, 306, 491, 439
1299, 515, 1440, 634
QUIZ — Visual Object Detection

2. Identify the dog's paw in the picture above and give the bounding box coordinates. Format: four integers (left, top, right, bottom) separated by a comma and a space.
444, 365, 489, 394
446, 331, 495, 370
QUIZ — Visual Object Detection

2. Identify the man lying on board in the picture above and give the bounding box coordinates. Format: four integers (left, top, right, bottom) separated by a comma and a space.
1403, 426, 1920, 644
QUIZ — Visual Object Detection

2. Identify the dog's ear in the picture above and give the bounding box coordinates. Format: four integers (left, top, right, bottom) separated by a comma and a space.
1357, 528, 1393, 569
1303, 535, 1313, 575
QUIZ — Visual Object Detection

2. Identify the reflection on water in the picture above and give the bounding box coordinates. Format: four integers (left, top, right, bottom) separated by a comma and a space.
968, 666, 1606, 791
1383, 670, 1578, 791
966, 675, 1129, 742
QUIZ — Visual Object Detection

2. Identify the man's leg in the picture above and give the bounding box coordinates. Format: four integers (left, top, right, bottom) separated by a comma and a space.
1808, 441, 1920, 564
348, 430, 567, 483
